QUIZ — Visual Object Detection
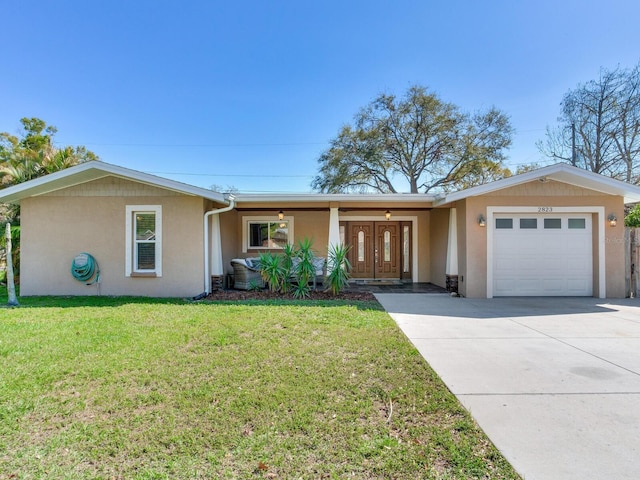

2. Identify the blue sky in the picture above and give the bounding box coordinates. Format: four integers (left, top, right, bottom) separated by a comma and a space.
2, 0, 639, 193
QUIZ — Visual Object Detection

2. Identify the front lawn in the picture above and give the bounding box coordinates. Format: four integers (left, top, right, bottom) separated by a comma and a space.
0, 295, 520, 479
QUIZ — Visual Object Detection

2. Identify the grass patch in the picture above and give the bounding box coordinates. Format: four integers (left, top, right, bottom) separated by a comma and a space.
0, 294, 520, 479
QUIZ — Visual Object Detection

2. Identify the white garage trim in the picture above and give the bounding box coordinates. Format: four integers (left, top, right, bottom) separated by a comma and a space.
486, 206, 605, 298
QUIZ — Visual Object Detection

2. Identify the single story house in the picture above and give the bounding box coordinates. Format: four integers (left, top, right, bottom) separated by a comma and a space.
1, 160, 640, 298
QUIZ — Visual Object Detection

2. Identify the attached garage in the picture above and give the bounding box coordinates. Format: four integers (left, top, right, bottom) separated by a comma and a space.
493, 213, 593, 296
433, 163, 640, 298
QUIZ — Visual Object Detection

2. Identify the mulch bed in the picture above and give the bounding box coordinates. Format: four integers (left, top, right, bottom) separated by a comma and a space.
206, 289, 377, 302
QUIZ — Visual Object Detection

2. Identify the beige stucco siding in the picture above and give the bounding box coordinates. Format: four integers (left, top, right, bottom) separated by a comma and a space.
417, 210, 431, 283
233, 210, 329, 259
429, 208, 449, 289
45, 176, 185, 197
228, 207, 432, 282
20, 193, 206, 297
219, 209, 240, 276
458, 180, 626, 298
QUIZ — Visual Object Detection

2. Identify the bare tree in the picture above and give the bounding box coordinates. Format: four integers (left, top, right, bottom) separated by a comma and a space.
614, 63, 640, 182
539, 63, 640, 183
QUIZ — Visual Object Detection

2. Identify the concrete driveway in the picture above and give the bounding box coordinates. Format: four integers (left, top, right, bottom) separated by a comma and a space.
375, 294, 640, 480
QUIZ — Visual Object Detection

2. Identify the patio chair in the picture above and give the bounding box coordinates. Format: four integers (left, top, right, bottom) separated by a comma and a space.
230, 258, 264, 290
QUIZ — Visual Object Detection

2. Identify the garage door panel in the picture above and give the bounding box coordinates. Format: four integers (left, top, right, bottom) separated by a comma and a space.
519, 258, 538, 271
493, 214, 592, 297
517, 279, 544, 294
541, 258, 563, 271
567, 278, 591, 294
566, 258, 590, 273
495, 279, 517, 294
541, 279, 565, 292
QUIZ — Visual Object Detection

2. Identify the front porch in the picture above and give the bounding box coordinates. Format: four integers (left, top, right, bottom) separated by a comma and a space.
345, 281, 447, 294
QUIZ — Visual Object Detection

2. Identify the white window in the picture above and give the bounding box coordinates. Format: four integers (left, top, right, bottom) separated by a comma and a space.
126, 205, 162, 276
242, 216, 294, 252
403, 225, 410, 273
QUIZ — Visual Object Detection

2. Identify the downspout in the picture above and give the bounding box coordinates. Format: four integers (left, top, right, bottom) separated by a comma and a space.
203, 194, 235, 294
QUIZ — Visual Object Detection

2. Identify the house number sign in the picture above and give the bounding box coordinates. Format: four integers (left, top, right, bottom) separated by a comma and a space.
537, 207, 553, 213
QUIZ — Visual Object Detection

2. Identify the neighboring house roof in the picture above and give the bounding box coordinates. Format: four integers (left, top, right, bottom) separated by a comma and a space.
0, 161, 228, 204
435, 163, 640, 205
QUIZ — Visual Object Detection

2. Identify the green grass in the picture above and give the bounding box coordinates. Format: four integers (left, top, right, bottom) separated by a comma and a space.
0, 293, 520, 479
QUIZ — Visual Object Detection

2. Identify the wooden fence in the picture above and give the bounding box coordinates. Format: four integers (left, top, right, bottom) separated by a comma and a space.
627, 227, 640, 298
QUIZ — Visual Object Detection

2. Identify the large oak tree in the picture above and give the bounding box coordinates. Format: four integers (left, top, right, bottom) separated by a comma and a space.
312, 86, 514, 193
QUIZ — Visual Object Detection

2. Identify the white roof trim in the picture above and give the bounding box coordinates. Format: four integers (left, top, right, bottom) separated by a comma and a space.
234, 193, 436, 203
435, 163, 640, 205
0, 161, 227, 204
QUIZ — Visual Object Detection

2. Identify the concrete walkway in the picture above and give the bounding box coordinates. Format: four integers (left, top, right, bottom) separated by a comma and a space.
375, 294, 640, 480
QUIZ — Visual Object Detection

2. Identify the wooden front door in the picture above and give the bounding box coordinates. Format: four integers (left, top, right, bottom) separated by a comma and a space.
346, 221, 402, 279
375, 222, 400, 278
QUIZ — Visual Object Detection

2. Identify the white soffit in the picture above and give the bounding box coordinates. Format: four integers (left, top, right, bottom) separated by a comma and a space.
234, 193, 436, 204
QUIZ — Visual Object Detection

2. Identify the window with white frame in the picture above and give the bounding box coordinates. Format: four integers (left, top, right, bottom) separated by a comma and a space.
243, 216, 293, 252
126, 205, 162, 276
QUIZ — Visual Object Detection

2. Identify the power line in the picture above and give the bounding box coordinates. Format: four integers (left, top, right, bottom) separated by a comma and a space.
54, 141, 328, 148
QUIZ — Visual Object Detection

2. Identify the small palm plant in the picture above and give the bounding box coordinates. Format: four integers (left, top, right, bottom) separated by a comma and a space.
258, 252, 283, 292
326, 243, 351, 295
280, 243, 296, 294
293, 238, 316, 298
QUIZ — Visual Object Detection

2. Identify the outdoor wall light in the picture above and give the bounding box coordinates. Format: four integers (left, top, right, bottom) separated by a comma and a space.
478, 214, 486, 227
278, 210, 284, 221
608, 214, 617, 227
385, 210, 392, 221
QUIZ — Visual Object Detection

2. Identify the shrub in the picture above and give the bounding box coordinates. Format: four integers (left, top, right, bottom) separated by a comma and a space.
293, 238, 316, 298
626, 204, 640, 227
258, 252, 283, 292
326, 243, 352, 295
280, 243, 296, 294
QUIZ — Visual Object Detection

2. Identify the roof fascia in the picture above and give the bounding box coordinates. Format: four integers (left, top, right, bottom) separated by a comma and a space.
435, 163, 640, 205
234, 193, 436, 204
0, 161, 227, 204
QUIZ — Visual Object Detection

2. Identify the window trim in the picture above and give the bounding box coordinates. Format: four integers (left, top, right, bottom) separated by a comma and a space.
242, 216, 294, 253
519, 218, 538, 229
495, 218, 513, 229
125, 205, 162, 277
568, 218, 586, 229
544, 218, 562, 229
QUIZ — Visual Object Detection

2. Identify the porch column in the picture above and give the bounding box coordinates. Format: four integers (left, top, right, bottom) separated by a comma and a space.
327, 207, 341, 272
210, 213, 224, 276
445, 208, 458, 292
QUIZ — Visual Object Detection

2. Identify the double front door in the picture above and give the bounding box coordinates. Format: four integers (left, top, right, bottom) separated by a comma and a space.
341, 221, 411, 280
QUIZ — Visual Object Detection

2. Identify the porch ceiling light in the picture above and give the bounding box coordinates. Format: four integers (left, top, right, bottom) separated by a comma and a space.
608, 213, 617, 227
385, 210, 391, 221
478, 214, 486, 227
278, 210, 284, 221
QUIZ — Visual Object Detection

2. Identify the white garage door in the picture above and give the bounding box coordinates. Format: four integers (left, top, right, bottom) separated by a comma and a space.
493, 214, 593, 296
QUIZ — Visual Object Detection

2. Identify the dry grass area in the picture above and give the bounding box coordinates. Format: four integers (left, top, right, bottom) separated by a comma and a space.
0, 295, 521, 479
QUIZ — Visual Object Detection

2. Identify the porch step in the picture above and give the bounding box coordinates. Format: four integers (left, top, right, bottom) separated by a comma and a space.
352, 279, 403, 286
